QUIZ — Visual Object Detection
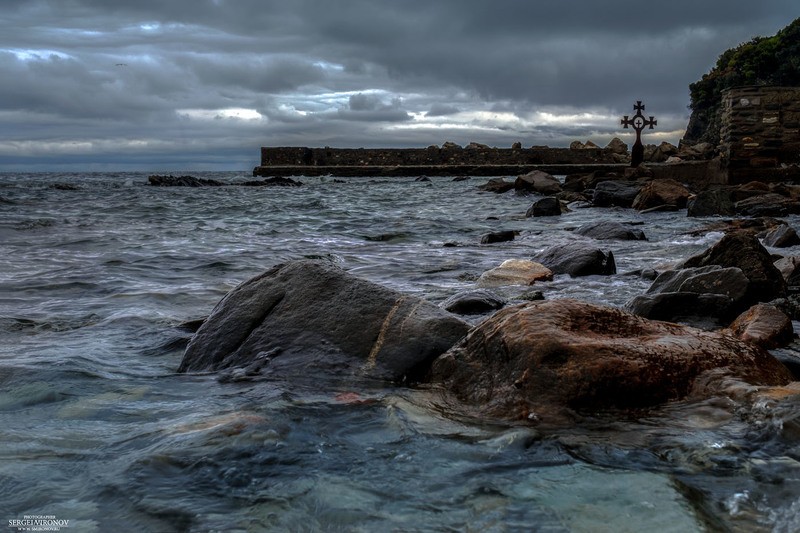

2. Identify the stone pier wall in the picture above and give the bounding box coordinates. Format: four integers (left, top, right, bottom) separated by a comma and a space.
720, 86, 800, 183
260, 145, 617, 168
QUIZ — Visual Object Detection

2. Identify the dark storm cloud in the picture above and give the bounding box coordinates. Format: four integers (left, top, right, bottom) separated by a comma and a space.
0, 0, 796, 169
427, 104, 461, 117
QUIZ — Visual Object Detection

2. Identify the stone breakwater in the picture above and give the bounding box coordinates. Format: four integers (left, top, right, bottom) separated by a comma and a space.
253, 142, 633, 177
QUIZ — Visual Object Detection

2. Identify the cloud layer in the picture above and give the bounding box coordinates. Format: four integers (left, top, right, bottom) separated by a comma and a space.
0, 1, 795, 170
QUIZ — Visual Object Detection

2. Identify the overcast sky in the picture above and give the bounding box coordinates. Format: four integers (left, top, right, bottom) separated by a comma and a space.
0, 1, 796, 171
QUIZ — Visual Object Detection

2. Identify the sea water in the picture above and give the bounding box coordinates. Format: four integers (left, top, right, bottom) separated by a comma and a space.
1, 172, 799, 532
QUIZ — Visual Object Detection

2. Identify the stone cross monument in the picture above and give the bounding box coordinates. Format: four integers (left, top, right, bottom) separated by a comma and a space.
621, 101, 657, 167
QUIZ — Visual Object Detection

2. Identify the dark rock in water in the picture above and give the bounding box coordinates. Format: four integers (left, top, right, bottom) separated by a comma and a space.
452, 176, 470, 182
50, 183, 80, 191
478, 178, 515, 194
415, 176, 432, 182
774, 256, 800, 291
533, 242, 616, 277
480, 230, 516, 244
556, 191, 589, 203
773, 294, 800, 321
728, 304, 794, 350
525, 197, 561, 217
682, 231, 787, 307
735, 193, 800, 217
514, 170, 562, 195
773, 352, 800, 380
646, 265, 749, 300
732, 181, 771, 201
625, 292, 737, 329
626, 264, 753, 328
441, 289, 507, 315
178, 260, 470, 382
429, 299, 792, 422
626, 252, 779, 328
518, 289, 545, 301
632, 178, 690, 211
239, 177, 303, 187
760, 224, 800, 248
592, 181, 641, 207
148, 175, 224, 187
687, 188, 736, 217
574, 221, 646, 241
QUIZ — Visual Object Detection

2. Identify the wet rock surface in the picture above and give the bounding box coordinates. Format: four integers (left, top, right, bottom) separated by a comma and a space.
178, 260, 470, 382
574, 221, 646, 241
533, 242, 616, 277
430, 299, 793, 422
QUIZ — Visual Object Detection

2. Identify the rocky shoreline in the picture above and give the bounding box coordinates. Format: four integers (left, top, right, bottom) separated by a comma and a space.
175, 166, 800, 428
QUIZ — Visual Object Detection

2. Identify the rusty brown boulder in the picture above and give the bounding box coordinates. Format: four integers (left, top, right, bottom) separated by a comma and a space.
430, 299, 792, 422
632, 178, 691, 211
728, 304, 794, 350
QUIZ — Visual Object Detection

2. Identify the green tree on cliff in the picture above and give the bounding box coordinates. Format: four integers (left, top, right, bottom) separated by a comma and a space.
684, 17, 800, 145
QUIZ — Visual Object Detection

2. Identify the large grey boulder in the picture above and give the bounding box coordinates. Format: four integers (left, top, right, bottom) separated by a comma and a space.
178, 260, 470, 382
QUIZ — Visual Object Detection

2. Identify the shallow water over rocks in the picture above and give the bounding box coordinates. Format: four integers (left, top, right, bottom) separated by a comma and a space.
1, 172, 799, 531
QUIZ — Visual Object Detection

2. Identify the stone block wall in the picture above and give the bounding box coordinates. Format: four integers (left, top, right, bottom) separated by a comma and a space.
720, 86, 800, 182
260, 145, 618, 168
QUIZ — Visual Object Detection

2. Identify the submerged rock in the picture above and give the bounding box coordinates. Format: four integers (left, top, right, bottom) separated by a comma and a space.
178, 260, 470, 382
525, 197, 561, 217
239, 177, 304, 187
430, 299, 793, 422
480, 230, 516, 244
148, 175, 224, 187
478, 178, 515, 194
533, 242, 616, 277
